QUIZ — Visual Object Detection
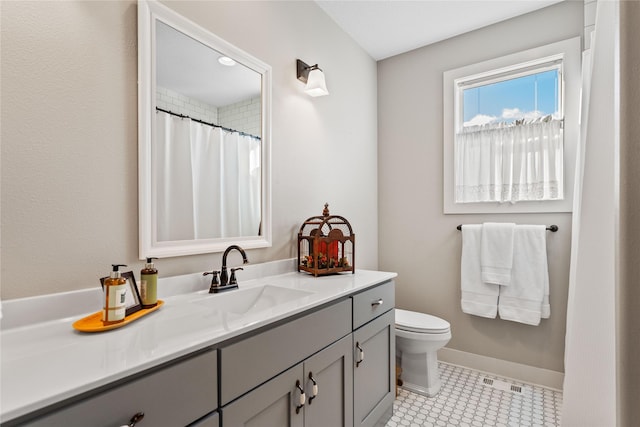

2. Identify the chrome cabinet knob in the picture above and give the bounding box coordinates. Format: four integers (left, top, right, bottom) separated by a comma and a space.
371, 298, 384, 307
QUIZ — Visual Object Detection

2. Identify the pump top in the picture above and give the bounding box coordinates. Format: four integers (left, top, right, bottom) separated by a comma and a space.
145, 257, 158, 266
110, 264, 127, 278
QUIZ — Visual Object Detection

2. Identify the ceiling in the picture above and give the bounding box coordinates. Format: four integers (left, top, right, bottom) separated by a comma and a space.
157, 1, 565, 108
315, 0, 565, 60
156, 20, 261, 108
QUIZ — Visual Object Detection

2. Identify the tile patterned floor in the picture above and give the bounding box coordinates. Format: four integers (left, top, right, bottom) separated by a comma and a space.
387, 362, 563, 427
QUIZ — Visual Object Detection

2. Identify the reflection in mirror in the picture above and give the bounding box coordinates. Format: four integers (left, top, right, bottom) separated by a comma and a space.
155, 21, 262, 241
138, 0, 271, 258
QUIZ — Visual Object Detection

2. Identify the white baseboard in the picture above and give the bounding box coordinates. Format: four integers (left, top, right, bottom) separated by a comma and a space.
438, 347, 564, 391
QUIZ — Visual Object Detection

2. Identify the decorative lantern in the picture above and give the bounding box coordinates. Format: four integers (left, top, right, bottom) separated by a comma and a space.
298, 203, 355, 276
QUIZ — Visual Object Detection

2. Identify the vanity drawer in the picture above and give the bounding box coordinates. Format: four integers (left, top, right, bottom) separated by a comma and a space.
22, 350, 217, 427
220, 298, 351, 405
352, 280, 395, 330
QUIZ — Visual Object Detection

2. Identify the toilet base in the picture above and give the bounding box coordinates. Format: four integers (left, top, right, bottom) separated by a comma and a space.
397, 348, 443, 397
401, 379, 442, 398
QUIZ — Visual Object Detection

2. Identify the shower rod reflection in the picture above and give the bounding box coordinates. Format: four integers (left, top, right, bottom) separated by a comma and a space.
456, 224, 558, 232
155, 107, 261, 140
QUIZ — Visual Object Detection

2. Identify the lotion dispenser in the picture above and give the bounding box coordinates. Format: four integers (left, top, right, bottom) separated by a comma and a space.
140, 257, 158, 308
103, 264, 127, 325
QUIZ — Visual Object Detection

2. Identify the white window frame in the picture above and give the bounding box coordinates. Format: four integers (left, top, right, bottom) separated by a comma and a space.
443, 37, 581, 214
456, 56, 563, 131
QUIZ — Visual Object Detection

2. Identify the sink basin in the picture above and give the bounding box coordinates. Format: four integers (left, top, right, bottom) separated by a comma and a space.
192, 285, 314, 316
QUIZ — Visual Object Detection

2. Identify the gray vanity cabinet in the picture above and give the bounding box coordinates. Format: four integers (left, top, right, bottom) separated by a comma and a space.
9, 280, 395, 427
219, 299, 352, 406
351, 281, 395, 427
222, 334, 353, 427
219, 299, 353, 427
219, 280, 396, 427
16, 349, 218, 427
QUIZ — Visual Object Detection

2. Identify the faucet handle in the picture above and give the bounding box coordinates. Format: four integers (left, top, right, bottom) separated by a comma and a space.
229, 267, 244, 286
203, 270, 220, 293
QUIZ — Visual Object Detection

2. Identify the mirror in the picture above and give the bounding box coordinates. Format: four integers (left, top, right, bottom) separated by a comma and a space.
138, 0, 271, 258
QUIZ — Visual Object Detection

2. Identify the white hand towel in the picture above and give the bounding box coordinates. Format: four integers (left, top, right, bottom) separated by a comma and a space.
498, 225, 550, 325
480, 222, 516, 286
461, 225, 499, 318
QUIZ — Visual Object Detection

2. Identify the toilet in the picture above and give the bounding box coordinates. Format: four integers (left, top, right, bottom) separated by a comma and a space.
395, 308, 451, 397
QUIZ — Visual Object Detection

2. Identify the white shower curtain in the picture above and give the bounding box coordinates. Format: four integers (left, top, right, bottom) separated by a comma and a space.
562, 1, 618, 425
155, 111, 261, 241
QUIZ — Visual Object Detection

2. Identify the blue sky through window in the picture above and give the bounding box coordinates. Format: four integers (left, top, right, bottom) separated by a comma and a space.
463, 69, 559, 127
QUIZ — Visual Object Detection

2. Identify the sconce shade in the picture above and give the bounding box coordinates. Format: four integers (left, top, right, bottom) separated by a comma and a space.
296, 59, 329, 97
305, 68, 329, 97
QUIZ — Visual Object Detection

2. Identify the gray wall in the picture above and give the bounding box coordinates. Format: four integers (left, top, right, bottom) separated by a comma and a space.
619, 1, 640, 423
377, 1, 583, 374
1, 1, 378, 299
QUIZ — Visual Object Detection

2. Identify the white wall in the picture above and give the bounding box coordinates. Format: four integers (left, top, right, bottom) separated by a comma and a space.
156, 87, 262, 137
377, 1, 582, 375
156, 86, 219, 125
1, 0, 378, 299
218, 96, 261, 137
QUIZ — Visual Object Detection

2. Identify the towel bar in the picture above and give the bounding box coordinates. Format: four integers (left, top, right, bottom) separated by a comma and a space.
456, 224, 558, 232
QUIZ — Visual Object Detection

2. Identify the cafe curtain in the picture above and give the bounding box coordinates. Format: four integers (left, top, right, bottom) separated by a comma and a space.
455, 117, 564, 204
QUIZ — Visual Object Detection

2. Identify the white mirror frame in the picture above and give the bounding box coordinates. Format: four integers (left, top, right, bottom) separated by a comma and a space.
138, 0, 272, 258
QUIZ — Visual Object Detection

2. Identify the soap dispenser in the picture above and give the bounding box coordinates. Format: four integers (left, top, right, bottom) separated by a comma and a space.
140, 257, 158, 308
103, 264, 128, 325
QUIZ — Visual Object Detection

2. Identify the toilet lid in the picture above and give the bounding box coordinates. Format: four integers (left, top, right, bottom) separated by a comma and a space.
395, 309, 450, 334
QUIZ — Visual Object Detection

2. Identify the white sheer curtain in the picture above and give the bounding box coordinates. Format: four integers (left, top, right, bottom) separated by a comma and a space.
155, 111, 261, 241
455, 117, 564, 203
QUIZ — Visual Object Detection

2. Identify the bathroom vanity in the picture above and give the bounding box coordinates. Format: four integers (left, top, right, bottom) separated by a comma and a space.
0, 265, 396, 427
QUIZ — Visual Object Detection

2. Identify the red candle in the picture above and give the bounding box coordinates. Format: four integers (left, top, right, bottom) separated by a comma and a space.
328, 241, 339, 259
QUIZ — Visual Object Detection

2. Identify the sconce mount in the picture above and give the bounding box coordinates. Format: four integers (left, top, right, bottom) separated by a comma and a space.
296, 59, 317, 84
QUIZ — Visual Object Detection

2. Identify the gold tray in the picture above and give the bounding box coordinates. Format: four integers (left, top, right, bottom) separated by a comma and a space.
73, 300, 164, 332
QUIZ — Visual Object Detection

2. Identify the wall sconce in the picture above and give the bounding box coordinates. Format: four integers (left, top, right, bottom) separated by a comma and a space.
296, 59, 329, 97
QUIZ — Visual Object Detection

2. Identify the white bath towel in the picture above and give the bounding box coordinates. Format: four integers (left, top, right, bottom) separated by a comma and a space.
461, 225, 499, 318
480, 222, 516, 286
498, 225, 550, 325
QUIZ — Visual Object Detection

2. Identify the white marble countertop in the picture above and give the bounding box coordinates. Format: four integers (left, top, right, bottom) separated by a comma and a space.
0, 261, 396, 423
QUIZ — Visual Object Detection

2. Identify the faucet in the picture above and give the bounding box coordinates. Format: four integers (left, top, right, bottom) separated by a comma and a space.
203, 270, 220, 293
219, 245, 249, 288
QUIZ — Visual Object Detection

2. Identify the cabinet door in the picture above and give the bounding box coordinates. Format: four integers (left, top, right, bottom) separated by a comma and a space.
303, 334, 353, 427
353, 310, 395, 427
222, 364, 304, 427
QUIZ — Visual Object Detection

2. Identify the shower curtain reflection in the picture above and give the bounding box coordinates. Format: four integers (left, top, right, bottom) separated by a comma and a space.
155, 110, 261, 241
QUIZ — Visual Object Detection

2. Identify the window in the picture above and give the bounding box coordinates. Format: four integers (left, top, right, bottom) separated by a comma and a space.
455, 57, 564, 204
461, 65, 561, 129
443, 37, 580, 214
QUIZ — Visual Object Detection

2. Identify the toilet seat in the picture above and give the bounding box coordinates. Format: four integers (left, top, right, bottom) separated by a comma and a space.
395, 308, 450, 334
